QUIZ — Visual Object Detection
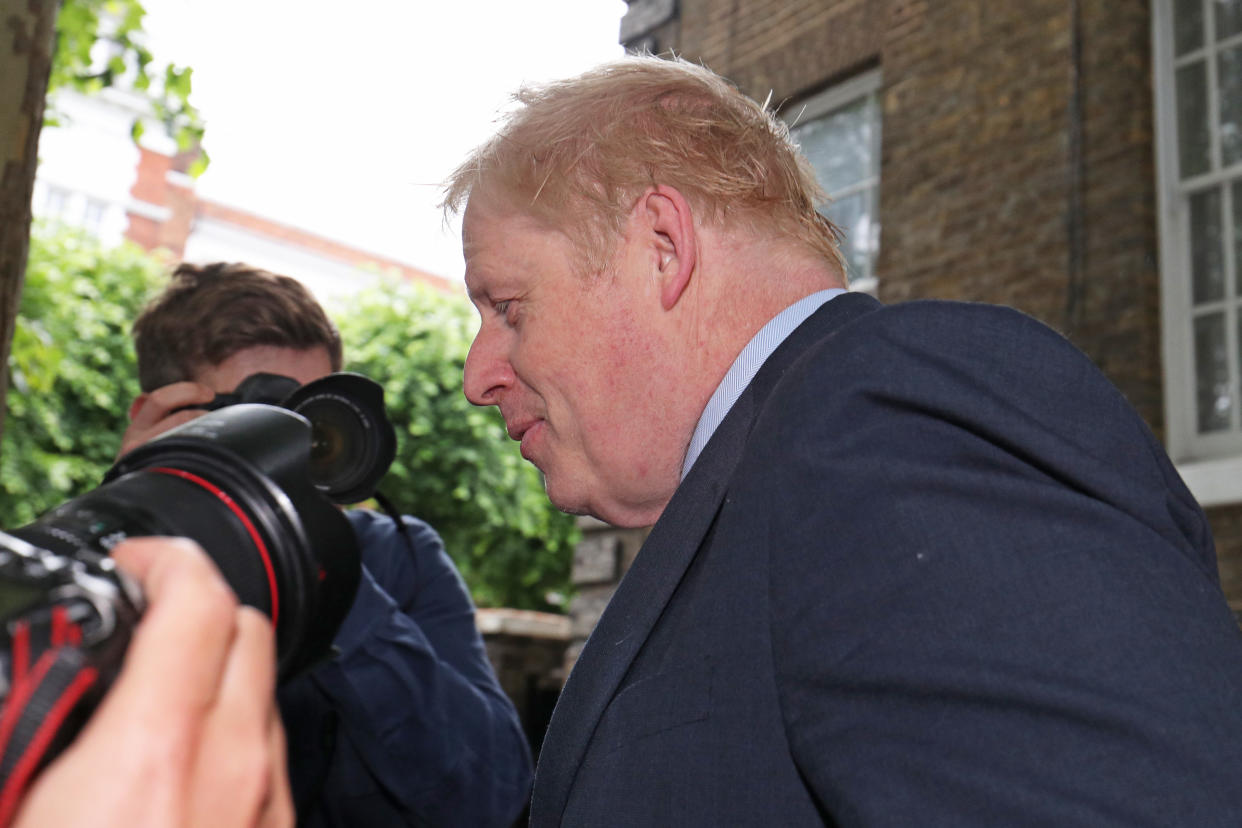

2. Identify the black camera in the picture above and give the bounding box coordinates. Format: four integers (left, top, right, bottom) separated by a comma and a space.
183, 370, 398, 506
0, 372, 397, 797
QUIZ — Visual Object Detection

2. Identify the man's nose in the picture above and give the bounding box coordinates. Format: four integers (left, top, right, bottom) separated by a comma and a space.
463, 330, 513, 406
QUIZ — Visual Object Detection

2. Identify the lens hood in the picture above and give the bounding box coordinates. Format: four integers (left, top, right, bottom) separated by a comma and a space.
283, 373, 397, 505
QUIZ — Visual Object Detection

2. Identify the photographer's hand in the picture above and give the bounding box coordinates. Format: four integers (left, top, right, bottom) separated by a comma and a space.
10, 538, 293, 828
118, 383, 218, 459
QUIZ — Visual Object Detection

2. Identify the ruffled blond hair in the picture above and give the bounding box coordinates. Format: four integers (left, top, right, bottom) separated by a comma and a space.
442, 54, 844, 278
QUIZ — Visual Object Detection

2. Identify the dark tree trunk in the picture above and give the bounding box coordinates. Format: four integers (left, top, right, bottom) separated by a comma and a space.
0, 0, 59, 452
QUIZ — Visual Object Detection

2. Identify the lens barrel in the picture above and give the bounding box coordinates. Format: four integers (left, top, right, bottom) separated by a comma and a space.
9, 405, 360, 682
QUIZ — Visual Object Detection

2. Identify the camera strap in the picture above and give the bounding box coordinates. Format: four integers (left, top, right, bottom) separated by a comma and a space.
0, 614, 100, 827
372, 491, 418, 560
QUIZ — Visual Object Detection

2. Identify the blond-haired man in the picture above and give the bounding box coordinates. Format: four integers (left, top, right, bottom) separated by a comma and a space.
446, 55, 1242, 826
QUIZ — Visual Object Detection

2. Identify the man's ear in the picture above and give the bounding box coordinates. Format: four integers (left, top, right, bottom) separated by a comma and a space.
642, 185, 697, 311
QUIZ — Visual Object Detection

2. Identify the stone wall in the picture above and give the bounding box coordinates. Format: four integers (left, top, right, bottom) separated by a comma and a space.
477, 609, 570, 756
564, 517, 651, 675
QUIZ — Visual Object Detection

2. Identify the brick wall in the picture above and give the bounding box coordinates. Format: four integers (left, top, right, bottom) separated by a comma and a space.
659, 0, 1165, 424
679, 0, 884, 97
126, 146, 197, 257
1209, 506, 1242, 616
122, 144, 455, 293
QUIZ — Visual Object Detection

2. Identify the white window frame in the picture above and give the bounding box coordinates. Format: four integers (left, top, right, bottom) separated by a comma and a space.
1153, 0, 1242, 506
782, 69, 883, 294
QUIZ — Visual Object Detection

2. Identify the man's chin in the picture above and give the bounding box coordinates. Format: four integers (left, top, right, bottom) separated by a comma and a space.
547, 491, 652, 528
545, 486, 586, 518
543, 476, 597, 520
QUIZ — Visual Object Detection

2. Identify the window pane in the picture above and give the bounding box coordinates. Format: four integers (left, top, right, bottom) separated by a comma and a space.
791, 96, 874, 195
821, 189, 871, 283
42, 186, 68, 217
1221, 44, 1242, 166
1195, 311, 1233, 432
859, 188, 880, 279
1217, 0, 1242, 41
1177, 60, 1212, 178
83, 199, 106, 234
1176, 0, 1205, 55
1235, 181, 1242, 295
1237, 314, 1242, 434
1191, 187, 1225, 303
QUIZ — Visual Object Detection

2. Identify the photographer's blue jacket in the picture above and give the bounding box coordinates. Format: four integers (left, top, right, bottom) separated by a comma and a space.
278, 509, 533, 827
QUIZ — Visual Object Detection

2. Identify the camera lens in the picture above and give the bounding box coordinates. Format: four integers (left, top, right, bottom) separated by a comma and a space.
304, 398, 374, 494
285, 374, 396, 505
9, 405, 361, 682
311, 417, 348, 470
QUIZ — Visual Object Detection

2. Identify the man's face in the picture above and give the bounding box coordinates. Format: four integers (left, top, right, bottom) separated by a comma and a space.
192, 345, 334, 393
461, 198, 687, 527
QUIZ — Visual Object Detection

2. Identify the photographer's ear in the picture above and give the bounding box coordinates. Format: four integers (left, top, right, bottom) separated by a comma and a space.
128, 394, 151, 423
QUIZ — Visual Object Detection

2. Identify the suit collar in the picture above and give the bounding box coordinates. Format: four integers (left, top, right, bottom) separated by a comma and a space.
681, 288, 847, 478
530, 291, 881, 824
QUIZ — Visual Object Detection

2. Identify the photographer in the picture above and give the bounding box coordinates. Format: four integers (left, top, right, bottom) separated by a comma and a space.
12, 536, 293, 828
119, 263, 532, 828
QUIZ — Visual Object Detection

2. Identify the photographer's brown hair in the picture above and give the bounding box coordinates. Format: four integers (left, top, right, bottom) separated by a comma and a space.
132, 262, 343, 392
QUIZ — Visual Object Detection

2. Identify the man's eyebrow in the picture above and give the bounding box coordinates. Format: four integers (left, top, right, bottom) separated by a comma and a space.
463, 273, 489, 303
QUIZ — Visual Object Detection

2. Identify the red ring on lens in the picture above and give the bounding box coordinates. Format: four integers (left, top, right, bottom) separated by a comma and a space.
148, 467, 279, 626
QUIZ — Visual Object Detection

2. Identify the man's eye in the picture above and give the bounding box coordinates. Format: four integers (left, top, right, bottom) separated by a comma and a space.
494, 300, 519, 325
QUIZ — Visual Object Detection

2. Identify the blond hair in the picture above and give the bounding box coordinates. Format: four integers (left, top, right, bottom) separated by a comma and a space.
442, 54, 845, 276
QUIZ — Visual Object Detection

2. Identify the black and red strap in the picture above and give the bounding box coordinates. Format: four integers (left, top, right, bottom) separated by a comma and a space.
0, 613, 100, 826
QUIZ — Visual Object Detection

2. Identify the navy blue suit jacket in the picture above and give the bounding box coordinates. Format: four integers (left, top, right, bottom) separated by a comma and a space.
280, 510, 532, 827
531, 294, 1242, 826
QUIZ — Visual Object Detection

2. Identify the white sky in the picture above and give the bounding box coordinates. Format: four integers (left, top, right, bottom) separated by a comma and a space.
140, 0, 627, 281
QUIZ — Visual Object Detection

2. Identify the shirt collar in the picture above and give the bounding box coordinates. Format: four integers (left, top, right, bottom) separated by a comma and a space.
680, 289, 846, 480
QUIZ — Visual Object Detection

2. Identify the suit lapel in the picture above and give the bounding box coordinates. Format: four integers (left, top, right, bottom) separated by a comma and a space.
530, 291, 881, 824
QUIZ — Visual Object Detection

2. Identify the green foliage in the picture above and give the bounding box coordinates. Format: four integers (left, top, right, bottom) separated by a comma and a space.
0, 234, 575, 611
337, 282, 579, 612
1, 225, 163, 527
50, 0, 207, 173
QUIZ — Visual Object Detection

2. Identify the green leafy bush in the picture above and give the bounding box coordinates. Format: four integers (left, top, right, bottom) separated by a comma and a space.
51, 0, 207, 172
1, 228, 576, 611
338, 282, 578, 612
1, 225, 163, 526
